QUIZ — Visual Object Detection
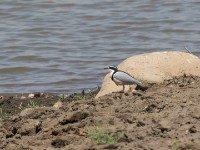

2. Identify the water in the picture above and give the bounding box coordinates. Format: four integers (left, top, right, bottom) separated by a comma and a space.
0, 0, 200, 93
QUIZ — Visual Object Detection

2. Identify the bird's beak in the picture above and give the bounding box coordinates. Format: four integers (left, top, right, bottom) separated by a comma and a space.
104, 67, 109, 69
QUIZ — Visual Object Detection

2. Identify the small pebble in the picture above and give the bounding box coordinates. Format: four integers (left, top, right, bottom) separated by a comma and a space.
28, 94, 35, 98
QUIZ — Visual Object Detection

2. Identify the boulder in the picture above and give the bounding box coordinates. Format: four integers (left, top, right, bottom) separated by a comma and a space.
96, 51, 200, 98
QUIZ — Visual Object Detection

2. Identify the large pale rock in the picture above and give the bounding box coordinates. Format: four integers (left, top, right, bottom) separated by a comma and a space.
96, 51, 200, 98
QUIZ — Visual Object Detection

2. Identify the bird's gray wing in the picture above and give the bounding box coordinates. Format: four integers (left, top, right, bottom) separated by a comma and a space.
113, 71, 143, 86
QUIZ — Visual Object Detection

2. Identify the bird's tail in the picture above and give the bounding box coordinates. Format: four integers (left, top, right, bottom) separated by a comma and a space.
136, 85, 148, 91
134, 80, 148, 91
133, 79, 143, 87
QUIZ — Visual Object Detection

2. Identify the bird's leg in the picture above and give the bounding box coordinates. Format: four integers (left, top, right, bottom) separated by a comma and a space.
112, 83, 123, 93
116, 85, 124, 93
122, 85, 125, 93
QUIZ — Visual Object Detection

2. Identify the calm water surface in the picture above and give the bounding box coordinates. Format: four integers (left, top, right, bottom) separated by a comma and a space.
0, 0, 200, 93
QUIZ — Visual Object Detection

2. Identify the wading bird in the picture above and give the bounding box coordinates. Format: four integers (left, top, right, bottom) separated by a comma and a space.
104, 65, 144, 92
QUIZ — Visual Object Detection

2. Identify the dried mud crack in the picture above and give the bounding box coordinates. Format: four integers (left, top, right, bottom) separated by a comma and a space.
0, 76, 200, 150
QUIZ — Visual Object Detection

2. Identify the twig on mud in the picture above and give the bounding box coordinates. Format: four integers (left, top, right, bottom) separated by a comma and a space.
184, 47, 193, 55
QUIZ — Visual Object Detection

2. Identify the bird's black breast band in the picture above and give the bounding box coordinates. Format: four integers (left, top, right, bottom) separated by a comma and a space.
111, 71, 117, 81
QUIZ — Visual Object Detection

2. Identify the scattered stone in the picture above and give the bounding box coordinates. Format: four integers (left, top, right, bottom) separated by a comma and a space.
143, 104, 157, 113
186, 126, 197, 134
20, 108, 35, 117
51, 138, 69, 148
5, 143, 19, 150
34, 92, 42, 97
6, 131, 14, 138
101, 144, 118, 149
53, 101, 63, 109
18, 119, 42, 136
59, 111, 89, 125
51, 130, 60, 136
190, 106, 200, 119
132, 91, 143, 96
20, 96, 26, 99
28, 94, 35, 98
158, 119, 171, 132
136, 121, 145, 127
117, 133, 133, 142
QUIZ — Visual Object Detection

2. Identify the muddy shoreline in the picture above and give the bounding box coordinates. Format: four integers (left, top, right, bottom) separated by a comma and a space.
0, 76, 200, 150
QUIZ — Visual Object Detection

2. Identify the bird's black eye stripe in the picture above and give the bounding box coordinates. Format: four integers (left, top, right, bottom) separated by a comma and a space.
109, 65, 118, 70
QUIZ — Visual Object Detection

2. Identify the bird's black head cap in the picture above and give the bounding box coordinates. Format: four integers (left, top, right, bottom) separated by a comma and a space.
104, 65, 118, 71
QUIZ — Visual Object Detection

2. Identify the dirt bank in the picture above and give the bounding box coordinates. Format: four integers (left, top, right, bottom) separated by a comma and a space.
0, 75, 200, 150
